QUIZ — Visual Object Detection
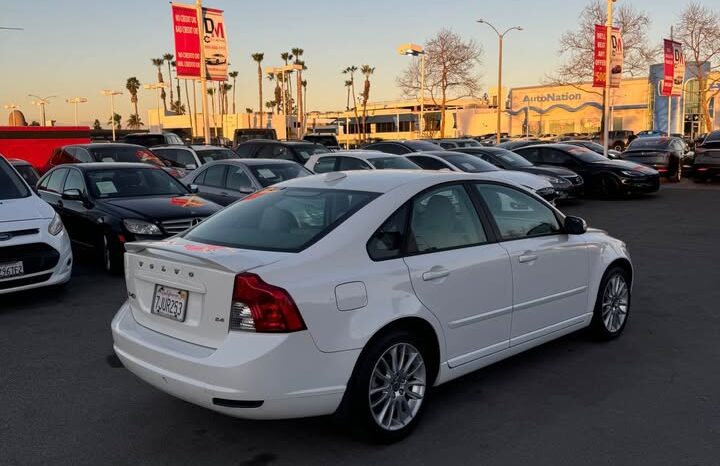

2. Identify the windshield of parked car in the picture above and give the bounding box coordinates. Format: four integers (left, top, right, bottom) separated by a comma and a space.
248, 163, 311, 187
367, 157, 421, 170
405, 140, 445, 151
454, 140, 481, 147
488, 149, 534, 168
0, 158, 31, 200
566, 147, 608, 162
291, 144, 330, 162
152, 148, 196, 167
627, 138, 671, 150
441, 153, 499, 173
195, 148, 238, 163
88, 146, 165, 166
85, 168, 188, 199
184, 187, 378, 252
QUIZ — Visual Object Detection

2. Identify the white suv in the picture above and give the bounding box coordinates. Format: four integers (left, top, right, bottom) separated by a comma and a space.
0, 155, 72, 294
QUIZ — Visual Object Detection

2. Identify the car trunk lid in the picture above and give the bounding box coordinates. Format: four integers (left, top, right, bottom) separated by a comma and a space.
124, 239, 289, 348
622, 150, 670, 166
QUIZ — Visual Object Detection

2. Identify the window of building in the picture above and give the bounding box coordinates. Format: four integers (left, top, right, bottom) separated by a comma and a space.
375, 122, 396, 133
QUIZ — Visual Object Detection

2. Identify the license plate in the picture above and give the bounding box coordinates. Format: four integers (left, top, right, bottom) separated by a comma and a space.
151, 285, 189, 322
0, 261, 24, 279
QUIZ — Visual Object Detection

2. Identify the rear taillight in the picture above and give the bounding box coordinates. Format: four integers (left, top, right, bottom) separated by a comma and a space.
229, 273, 306, 333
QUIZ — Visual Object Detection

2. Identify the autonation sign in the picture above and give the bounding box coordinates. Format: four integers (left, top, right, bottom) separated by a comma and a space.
522, 92, 584, 103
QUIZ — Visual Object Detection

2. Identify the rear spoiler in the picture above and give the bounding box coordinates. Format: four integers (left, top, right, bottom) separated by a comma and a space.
124, 241, 236, 273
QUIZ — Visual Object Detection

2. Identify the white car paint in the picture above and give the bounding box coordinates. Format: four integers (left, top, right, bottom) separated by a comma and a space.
305, 150, 420, 173
112, 170, 631, 426
0, 156, 73, 294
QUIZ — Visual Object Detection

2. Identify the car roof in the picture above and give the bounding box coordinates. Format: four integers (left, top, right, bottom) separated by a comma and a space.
208, 158, 299, 166
316, 150, 398, 160
275, 169, 499, 193
61, 163, 159, 171
7, 158, 31, 165
413, 150, 455, 158
65, 143, 145, 149
189, 145, 230, 151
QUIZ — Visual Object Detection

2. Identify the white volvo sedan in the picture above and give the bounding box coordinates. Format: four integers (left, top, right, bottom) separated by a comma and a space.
112, 170, 632, 441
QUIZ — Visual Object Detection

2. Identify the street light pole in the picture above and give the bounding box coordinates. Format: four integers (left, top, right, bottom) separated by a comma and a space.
101, 90, 122, 141
477, 20, 523, 145
196, 0, 211, 144
398, 43, 426, 137
66, 97, 87, 126
144, 83, 168, 131
28, 95, 55, 126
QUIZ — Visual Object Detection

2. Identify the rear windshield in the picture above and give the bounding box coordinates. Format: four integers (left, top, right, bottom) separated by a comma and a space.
248, 163, 311, 187
195, 149, 238, 163
86, 168, 188, 199
567, 147, 608, 162
442, 153, 499, 173
125, 135, 165, 147
184, 187, 378, 252
455, 140, 481, 147
405, 140, 444, 151
304, 136, 339, 147
88, 146, 160, 164
0, 158, 30, 200
291, 144, 330, 162
627, 138, 671, 150
489, 149, 534, 168
14, 164, 40, 186
367, 157, 420, 170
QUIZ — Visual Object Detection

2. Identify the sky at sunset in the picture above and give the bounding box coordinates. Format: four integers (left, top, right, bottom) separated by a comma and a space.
1, 0, 684, 127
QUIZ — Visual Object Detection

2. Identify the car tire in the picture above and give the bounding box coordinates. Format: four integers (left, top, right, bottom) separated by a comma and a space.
102, 233, 123, 275
597, 175, 620, 198
613, 142, 625, 152
343, 329, 434, 443
590, 266, 631, 340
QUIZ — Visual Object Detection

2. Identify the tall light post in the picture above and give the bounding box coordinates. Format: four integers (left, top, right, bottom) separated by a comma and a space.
477, 20, 523, 144
144, 83, 168, 131
100, 90, 122, 141
398, 43, 425, 137
602, 0, 618, 158
28, 95, 55, 126
66, 97, 87, 126
3, 104, 20, 126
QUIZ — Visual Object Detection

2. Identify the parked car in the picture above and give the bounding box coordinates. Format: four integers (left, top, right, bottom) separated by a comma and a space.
151, 145, 238, 172
404, 151, 558, 202
692, 130, 720, 182
450, 147, 584, 199
362, 140, 445, 154
235, 140, 330, 164
496, 139, 549, 151
636, 130, 667, 138
112, 169, 633, 441
514, 144, 660, 197
621, 137, 690, 182
123, 132, 185, 147
36, 163, 221, 273
303, 133, 341, 150
8, 158, 41, 187
564, 140, 622, 159
433, 138, 483, 149
181, 159, 312, 206
596, 130, 635, 152
0, 155, 72, 294
305, 151, 421, 173
232, 128, 278, 148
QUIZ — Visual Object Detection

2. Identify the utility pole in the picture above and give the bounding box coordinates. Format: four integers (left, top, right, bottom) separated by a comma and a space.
196, 0, 211, 144
144, 83, 168, 130
100, 90, 122, 141
28, 95, 55, 126
602, 0, 616, 158
66, 97, 88, 126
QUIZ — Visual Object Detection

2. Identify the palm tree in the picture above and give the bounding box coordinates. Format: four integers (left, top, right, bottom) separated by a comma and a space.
222, 83, 232, 117
171, 60, 182, 112
292, 49, 305, 135
302, 79, 308, 120
344, 80, 352, 111
163, 53, 175, 106
207, 88, 216, 137
281, 52, 294, 115
108, 113, 122, 129
245, 107, 253, 127
251, 53, 264, 126
360, 65, 375, 143
343, 66, 360, 139
125, 77, 141, 121
151, 58, 167, 111
269, 72, 282, 114
265, 101, 275, 114
127, 114, 144, 129
92, 119, 102, 130
229, 70, 239, 114
171, 100, 185, 115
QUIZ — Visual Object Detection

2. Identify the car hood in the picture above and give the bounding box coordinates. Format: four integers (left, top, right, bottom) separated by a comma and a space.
99, 195, 221, 221
518, 166, 578, 177
0, 195, 55, 223
482, 171, 553, 191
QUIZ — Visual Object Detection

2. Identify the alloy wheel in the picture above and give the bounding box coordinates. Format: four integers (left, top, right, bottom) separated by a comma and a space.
602, 274, 629, 333
368, 343, 427, 432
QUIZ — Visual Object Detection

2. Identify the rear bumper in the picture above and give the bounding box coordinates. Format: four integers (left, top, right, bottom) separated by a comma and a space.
111, 302, 360, 420
693, 165, 720, 178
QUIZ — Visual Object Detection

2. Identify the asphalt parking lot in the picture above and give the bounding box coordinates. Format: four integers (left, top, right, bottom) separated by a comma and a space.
2, 181, 719, 466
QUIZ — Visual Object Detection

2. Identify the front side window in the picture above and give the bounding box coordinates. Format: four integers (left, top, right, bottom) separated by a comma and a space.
202, 164, 227, 187
475, 184, 561, 240
516, 147, 540, 163
367, 157, 420, 170
225, 166, 253, 191
184, 187, 378, 252
312, 157, 337, 174
45, 169, 68, 194
407, 156, 449, 171
63, 170, 86, 194
0, 158, 31, 199
86, 168, 188, 199
408, 185, 487, 254
72, 148, 94, 163
88, 146, 159, 163
338, 157, 372, 171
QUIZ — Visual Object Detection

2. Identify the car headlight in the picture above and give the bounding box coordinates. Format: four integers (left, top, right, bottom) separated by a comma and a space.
540, 175, 563, 185
48, 213, 64, 236
620, 170, 643, 177
123, 219, 162, 236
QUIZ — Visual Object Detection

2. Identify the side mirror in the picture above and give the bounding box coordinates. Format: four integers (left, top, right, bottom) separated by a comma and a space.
238, 186, 255, 194
185, 164, 197, 170
564, 216, 587, 235
62, 189, 84, 201
188, 184, 199, 193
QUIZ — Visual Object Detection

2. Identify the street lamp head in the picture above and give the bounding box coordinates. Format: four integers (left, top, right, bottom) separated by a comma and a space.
516, 26, 524, 31
477, 19, 485, 24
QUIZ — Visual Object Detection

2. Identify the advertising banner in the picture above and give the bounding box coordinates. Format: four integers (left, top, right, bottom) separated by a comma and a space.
593, 25, 623, 88
662, 39, 685, 97
171, 4, 202, 78
201, 7, 228, 81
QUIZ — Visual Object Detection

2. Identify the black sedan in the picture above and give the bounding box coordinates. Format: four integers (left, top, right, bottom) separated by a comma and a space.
450, 147, 584, 199
563, 140, 622, 159
693, 130, 720, 182
513, 144, 660, 197
496, 139, 549, 151
181, 159, 312, 206
621, 137, 690, 182
37, 163, 221, 273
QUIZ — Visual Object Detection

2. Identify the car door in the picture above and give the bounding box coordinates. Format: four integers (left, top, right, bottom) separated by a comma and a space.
473, 183, 590, 345
37, 167, 69, 220
59, 168, 93, 246
402, 183, 513, 367
539, 148, 590, 180
191, 164, 228, 205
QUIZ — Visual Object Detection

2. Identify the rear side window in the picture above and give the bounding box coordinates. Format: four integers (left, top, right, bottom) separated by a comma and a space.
338, 157, 372, 171
516, 147, 540, 163
203, 164, 227, 187
0, 158, 31, 199
45, 169, 68, 193
407, 156, 448, 170
184, 187, 378, 252
312, 157, 337, 173
234, 143, 256, 157
63, 170, 86, 194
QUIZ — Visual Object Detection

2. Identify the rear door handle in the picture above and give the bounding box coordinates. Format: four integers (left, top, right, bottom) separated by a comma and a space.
518, 254, 538, 264
422, 268, 450, 281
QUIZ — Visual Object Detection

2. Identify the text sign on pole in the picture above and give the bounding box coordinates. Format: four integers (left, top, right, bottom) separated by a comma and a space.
201, 7, 229, 81
593, 25, 623, 88
171, 3, 202, 78
662, 39, 685, 97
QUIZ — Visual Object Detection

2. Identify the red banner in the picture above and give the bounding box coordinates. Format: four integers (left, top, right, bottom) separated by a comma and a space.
171, 4, 201, 79
593, 25, 623, 88
662, 39, 685, 97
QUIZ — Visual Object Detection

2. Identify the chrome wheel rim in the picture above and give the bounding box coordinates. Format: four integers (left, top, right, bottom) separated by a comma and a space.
369, 343, 426, 431
602, 274, 629, 333
103, 236, 111, 271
